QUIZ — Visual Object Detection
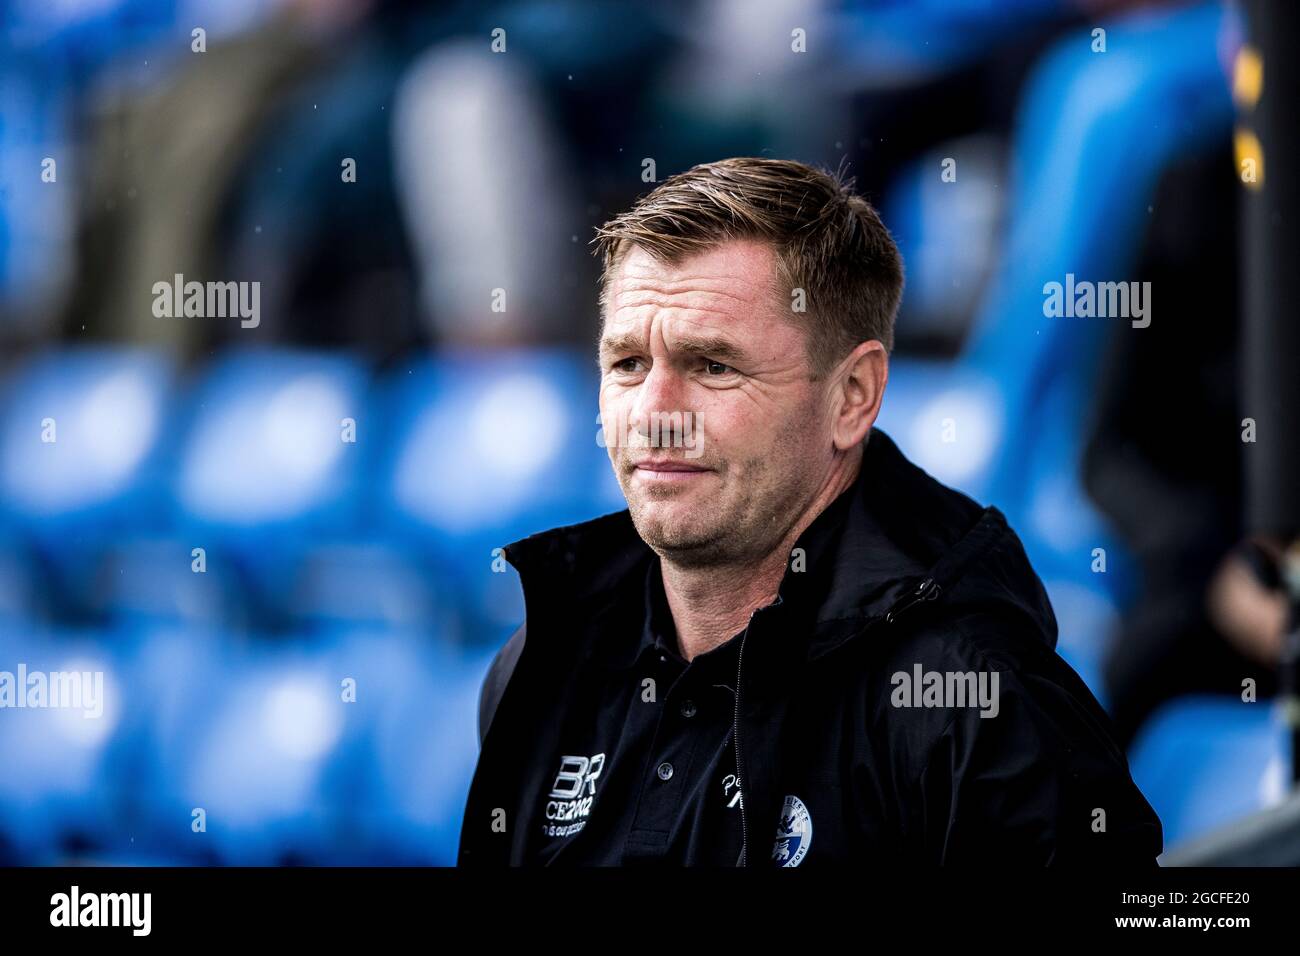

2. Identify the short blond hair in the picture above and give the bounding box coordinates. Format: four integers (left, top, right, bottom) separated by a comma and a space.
593, 157, 904, 377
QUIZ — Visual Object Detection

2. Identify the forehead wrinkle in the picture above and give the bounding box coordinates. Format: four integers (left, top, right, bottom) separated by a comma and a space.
610, 283, 760, 316
600, 246, 796, 359
610, 300, 747, 327
601, 293, 804, 367
603, 240, 785, 327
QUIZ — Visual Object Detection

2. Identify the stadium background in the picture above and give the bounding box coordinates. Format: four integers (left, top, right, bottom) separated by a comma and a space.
0, 0, 1292, 864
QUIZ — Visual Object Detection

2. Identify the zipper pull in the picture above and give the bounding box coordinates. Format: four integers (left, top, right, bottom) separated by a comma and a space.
884, 577, 942, 624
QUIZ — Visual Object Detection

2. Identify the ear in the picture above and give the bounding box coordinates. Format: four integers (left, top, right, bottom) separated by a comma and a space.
831, 340, 888, 451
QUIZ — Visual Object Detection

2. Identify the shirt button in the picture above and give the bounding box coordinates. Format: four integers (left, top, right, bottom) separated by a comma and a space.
656, 761, 674, 781
679, 699, 697, 718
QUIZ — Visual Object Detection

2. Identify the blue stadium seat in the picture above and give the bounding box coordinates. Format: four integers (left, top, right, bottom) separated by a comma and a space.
1128, 695, 1291, 850
356, 639, 496, 864
0, 347, 174, 607
114, 622, 478, 865
0, 625, 128, 863
92, 537, 248, 631
285, 541, 453, 636
107, 625, 234, 864
183, 643, 350, 864
309, 629, 483, 868
171, 349, 370, 612
121, 627, 359, 864
375, 348, 616, 640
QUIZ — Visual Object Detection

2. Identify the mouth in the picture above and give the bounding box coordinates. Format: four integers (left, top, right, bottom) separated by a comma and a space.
630, 458, 713, 481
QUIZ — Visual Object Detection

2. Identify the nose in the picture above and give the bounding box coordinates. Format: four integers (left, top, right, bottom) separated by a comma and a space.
628, 363, 689, 448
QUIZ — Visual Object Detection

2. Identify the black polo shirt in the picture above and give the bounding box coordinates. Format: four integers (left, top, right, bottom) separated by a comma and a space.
530, 555, 749, 865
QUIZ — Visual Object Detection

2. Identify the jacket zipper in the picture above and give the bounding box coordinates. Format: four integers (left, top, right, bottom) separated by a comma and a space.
733, 612, 752, 867
733, 593, 784, 867
885, 577, 942, 624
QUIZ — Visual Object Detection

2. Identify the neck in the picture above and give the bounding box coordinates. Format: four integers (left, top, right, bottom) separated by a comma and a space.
661, 444, 863, 661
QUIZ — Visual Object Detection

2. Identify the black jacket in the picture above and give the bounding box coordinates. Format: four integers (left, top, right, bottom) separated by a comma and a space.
459, 428, 1163, 866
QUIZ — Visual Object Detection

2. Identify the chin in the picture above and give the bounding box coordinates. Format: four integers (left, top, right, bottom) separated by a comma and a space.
632, 508, 728, 558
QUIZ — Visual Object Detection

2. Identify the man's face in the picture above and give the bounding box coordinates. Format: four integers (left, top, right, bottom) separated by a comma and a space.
598, 239, 839, 567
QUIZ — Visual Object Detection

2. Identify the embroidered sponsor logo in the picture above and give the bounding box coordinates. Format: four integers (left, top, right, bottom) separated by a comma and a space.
542, 752, 605, 838
721, 773, 743, 810
772, 794, 812, 867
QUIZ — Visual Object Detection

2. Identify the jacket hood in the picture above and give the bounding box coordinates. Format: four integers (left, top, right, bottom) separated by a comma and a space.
503, 427, 1058, 666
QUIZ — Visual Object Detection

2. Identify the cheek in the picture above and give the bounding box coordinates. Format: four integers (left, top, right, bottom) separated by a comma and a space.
759, 408, 827, 481
705, 393, 816, 460
698, 394, 766, 454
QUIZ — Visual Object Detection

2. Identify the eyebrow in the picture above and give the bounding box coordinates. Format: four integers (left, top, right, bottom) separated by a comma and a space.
598, 332, 748, 364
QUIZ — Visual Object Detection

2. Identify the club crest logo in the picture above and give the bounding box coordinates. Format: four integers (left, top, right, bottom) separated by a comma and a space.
771, 794, 812, 867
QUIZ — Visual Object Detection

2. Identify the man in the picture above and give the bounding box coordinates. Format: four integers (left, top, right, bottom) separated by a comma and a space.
458, 157, 1162, 866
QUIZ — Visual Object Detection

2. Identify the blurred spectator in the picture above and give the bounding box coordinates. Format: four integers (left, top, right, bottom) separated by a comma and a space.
57, 0, 398, 360
1083, 141, 1281, 750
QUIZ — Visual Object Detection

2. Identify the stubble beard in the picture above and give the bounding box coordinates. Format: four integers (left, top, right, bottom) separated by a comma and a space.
620, 454, 809, 571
